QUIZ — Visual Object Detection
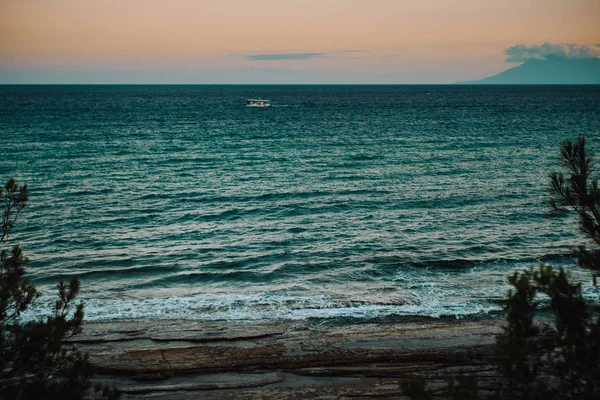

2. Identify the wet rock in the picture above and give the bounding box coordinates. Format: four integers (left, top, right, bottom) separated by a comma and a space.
81, 318, 506, 399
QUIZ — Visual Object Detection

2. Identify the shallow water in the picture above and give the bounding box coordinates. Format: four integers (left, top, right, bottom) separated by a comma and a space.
1, 85, 599, 321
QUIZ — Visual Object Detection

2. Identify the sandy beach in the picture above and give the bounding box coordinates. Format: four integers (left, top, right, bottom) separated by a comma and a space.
76, 317, 507, 399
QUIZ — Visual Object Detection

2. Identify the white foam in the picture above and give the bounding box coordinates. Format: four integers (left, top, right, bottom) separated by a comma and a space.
19, 261, 599, 323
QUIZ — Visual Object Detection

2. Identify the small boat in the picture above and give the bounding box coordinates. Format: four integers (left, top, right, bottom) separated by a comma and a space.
246, 99, 271, 108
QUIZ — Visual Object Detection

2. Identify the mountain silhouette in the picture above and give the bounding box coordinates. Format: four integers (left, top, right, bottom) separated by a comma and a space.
459, 56, 600, 84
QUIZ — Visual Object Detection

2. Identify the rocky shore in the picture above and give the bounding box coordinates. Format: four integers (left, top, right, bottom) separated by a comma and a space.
76, 317, 507, 399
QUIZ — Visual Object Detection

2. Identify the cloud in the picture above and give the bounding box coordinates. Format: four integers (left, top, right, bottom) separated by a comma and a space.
505, 43, 600, 62
243, 53, 326, 61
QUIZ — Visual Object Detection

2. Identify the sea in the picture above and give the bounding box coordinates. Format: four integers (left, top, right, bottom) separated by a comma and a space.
1, 84, 599, 322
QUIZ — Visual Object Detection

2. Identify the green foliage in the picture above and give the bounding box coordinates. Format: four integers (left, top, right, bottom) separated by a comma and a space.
1, 178, 28, 243
405, 138, 600, 399
496, 138, 600, 399
496, 269, 540, 388
0, 179, 119, 400
446, 374, 479, 400
497, 265, 600, 399
400, 374, 433, 400
549, 137, 600, 280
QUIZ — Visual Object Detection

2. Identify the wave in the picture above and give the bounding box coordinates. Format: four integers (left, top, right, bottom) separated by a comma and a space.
365, 252, 572, 270
5, 85, 600, 323
21, 290, 505, 322
23, 264, 599, 323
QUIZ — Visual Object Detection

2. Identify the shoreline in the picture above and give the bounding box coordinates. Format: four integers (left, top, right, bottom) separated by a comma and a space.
77, 316, 507, 399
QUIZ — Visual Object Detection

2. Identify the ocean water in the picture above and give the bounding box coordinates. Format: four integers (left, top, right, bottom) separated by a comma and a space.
1, 84, 599, 322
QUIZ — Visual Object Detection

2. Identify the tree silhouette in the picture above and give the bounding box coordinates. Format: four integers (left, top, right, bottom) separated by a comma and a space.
495, 138, 600, 399
0, 179, 119, 400
549, 137, 600, 282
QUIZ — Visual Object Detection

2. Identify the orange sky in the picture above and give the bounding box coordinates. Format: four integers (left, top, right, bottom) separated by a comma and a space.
1, 0, 599, 83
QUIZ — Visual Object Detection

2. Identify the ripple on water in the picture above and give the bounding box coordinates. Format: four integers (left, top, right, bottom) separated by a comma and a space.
2, 85, 600, 321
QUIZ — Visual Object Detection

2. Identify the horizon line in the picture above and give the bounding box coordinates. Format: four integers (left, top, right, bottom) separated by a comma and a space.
2, 83, 600, 86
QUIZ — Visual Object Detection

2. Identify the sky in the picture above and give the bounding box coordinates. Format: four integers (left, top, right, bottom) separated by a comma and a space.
1, 0, 599, 84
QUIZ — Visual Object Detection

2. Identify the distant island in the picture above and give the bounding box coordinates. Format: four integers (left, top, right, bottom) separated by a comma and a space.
458, 56, 600, 84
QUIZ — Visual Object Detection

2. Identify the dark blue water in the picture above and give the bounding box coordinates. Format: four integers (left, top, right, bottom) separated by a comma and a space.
1, 85, 599, 321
